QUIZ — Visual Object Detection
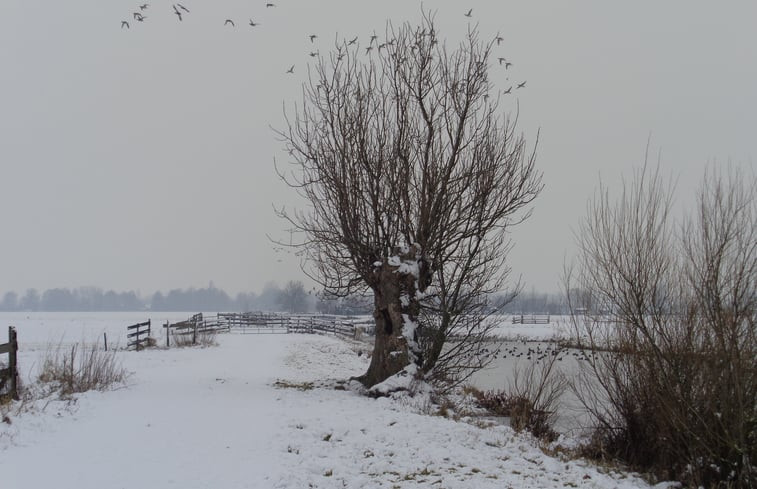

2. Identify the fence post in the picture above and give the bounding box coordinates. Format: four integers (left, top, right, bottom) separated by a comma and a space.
192, 320, 197, 345
9, 326, 19, 401
148, 319, 151, 339
165, 321, 170, 347
104, 332, 108, 352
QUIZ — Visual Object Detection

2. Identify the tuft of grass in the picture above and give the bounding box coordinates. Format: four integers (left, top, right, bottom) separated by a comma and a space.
38, 342, 129, 396
273, 380, 314, 391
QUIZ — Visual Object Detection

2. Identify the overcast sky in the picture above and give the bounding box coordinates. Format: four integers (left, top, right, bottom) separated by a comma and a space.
1, 0, 755, 296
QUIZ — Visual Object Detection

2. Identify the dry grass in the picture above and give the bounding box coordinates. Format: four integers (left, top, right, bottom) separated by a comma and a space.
469, 354, 566, 442
38, 342, 129, 396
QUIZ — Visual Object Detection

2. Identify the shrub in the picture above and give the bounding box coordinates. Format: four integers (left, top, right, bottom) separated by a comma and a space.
472, 354, 566, 442
567, 164, 756, 487
38, 342, 128, 396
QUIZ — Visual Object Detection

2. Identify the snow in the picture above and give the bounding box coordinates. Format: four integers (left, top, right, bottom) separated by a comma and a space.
387, 255, 420, 278
0, 313, 667, 489
368, 363, 420, 397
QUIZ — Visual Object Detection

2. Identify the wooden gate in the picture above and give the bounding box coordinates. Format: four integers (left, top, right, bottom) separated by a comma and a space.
0, 326, 19, 400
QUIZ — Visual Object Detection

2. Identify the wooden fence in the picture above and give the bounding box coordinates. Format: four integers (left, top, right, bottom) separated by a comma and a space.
0, 326, 19, 400
127, 320, 152, 350
163, 313, 231, 347
511, 314, 551, 325
162, 312, 373, 342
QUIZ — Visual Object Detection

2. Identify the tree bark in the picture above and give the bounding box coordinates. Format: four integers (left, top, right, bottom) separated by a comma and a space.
356, 245, 427, 387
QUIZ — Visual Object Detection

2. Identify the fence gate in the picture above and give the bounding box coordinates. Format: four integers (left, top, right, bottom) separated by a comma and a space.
127, 320, 152, 350
0, 326, 19, 400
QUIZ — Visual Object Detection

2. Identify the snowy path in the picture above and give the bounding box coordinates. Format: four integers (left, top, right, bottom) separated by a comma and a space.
2, 335, 296, 488
1, 333, 659, 489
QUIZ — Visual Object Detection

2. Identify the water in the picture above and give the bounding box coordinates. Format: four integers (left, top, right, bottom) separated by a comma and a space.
468, 340, 598, 436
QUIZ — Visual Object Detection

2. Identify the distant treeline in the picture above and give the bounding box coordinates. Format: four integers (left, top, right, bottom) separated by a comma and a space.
0, 283, 563, 315
492, 289, 567, 315
0, 281, 374, 314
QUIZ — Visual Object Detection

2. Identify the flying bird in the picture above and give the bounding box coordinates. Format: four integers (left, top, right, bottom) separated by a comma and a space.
464, 8, 473, 17
176, 3, 189, 12
132, 12, 143, 20
309, 51, 319, 57
498, 57, 506, 65
365, 46, 373, 54
173, 7, 182, 21
348, 36, 358, 45
286, 65, 294, 74
495, 35, 503, 45
516, 81, 526, 89
504, 62, 512, 69
503, 86, 512, 94
139, 3, 149, 10
224, 19, 235, 26
309, 34, 317, 43
121, 20, 129, 29
249, 19, 259, 27
370, 33, 378, 44
266, 2, 275, 7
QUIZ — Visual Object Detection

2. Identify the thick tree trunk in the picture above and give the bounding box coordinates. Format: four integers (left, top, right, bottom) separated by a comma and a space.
356, 245, 427, 388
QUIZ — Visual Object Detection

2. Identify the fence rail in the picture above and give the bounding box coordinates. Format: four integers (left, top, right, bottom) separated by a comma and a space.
0, 326, 18, 400
127, 320, 152, 350
163, 312, 373, 343
511, 314, 551, 325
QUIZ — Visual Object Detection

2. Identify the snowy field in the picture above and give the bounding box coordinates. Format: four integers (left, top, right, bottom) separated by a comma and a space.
0, 313, 669, 489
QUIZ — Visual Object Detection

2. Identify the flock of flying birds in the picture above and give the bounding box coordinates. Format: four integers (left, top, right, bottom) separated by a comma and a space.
120, 4, 526, 91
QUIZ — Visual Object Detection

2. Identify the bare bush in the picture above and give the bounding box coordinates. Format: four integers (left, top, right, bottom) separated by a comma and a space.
471, 354, 566, 441
566, 162, 757, 487
38, 342, 129, 396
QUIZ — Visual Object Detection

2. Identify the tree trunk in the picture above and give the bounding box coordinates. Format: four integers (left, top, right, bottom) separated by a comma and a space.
356, 245, 427, 388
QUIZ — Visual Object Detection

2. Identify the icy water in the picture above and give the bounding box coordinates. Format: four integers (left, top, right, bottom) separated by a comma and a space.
469, 340, 597, 436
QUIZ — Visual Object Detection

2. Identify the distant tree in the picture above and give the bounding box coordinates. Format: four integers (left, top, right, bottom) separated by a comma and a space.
277, 13, 541, 387
235, 291, 258, 312
1, 291, 18, 311
77, 287, 104, 311
41, 288, 77, 311
19, 288, 40, 311
278, 280, 309, 313
151, 291, 166, 311
117, 291, 142, 311
257, 282, 282, 311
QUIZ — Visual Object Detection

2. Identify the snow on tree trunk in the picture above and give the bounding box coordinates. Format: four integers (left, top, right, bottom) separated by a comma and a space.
357, 244, 427, 389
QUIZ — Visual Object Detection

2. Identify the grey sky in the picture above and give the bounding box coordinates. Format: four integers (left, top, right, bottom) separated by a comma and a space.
1, 1, 755, 296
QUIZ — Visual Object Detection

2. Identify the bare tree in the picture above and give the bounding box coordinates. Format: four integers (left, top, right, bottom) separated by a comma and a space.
565, 162, 756, 487
278, 280, 310, 313
277, 12, 542, 388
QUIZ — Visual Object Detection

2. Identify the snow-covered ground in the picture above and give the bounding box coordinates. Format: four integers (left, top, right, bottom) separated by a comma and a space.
0, 313, 667, 489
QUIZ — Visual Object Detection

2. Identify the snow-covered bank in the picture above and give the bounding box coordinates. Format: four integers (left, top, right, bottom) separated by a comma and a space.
0, 315, 668, 489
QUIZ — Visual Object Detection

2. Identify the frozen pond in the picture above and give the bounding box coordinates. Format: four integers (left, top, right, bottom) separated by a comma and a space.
468, 339, 598, 436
